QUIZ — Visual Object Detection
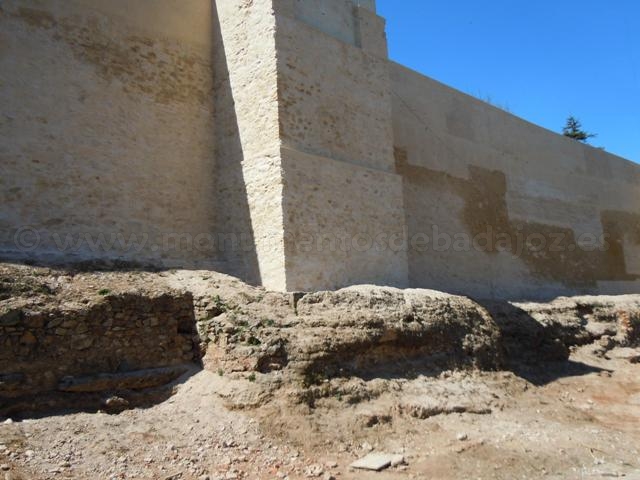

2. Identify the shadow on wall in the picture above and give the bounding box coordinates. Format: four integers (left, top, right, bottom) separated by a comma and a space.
211, 3, 261, 286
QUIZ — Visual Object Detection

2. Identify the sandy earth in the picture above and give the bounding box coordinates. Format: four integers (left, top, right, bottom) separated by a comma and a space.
1, 345, 639, 480
1, 265, 639, 479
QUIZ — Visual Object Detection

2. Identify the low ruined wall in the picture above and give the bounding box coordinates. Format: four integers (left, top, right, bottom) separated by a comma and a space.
391, 64, 640, 300
0, 267, 197, 414
0, 0, 220, 269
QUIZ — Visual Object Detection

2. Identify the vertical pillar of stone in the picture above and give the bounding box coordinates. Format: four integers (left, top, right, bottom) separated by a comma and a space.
214, 0, 288, 291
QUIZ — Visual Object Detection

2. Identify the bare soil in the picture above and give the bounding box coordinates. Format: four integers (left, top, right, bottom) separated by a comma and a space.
1, 345, 639, 480
1, 265, 639, 480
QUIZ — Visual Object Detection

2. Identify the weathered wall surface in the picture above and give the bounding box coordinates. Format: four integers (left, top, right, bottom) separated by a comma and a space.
0, 266, 197, 415
1, 0, 638, 299
275, 0, 408, 291
391, 65, 640, 299
213, 0, 286, 291
270, 0, 640, 298
0, 292, 195, 399
0, 0, 219, 268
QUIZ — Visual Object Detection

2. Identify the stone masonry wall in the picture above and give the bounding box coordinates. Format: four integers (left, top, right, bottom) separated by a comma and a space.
391, 65, 640, 299
1, 0, 639, 299
271, 0, 640, 298
0, 0, 220, 269
0, 294, 195, 398
0, 267, 197, 414
213, 0, 288, 291
275, 0, 409, 292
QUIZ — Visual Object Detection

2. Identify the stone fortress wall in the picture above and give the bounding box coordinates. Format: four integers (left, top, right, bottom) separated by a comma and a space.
392, 67, 640, 299
0, 0, 223, 269
1, 0, 639, 299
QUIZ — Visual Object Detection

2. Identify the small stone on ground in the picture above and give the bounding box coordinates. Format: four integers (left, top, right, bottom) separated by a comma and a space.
350, 453, 403, 471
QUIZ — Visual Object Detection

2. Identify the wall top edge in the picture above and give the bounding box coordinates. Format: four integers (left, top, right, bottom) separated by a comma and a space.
353, 0, 376, 12
389, 61, 637, 168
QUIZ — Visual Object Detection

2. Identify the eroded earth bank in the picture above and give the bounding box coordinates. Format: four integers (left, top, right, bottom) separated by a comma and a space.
0, 264, 639, 479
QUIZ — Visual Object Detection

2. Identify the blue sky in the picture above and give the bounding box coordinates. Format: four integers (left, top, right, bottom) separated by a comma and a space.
377, 0, 640, 162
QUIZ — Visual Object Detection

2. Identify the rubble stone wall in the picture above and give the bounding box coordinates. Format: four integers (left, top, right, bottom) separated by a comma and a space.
0, 291, 196, 402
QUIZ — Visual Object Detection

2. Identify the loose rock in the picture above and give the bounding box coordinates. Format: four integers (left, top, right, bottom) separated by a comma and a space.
350, 453, 399, 472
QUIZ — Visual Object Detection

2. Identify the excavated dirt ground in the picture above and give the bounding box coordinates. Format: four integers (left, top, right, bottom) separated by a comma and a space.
1, 265, 639, 480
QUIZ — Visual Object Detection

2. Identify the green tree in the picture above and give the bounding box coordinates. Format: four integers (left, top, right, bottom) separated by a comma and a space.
563, 116, 596, 143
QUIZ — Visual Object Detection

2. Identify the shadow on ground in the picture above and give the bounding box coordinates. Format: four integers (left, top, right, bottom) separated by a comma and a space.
478, 299, 611, 385
1, 364, 203, 421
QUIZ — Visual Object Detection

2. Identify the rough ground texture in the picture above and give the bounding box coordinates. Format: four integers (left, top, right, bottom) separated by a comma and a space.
0, 264, 639, 479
